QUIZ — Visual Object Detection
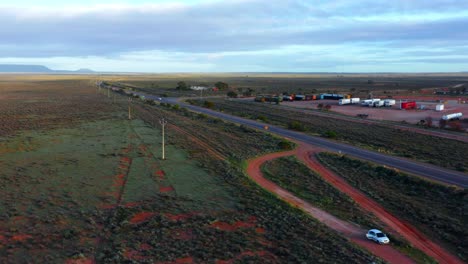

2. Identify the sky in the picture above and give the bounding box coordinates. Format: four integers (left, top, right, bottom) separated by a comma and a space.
1, 0, 468, 73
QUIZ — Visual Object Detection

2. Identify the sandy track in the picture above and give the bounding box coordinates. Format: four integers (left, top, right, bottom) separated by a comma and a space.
246, 143, 464, 264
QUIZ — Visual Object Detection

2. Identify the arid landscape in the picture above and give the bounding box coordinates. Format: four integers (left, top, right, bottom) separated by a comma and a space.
0, 74, 466, 264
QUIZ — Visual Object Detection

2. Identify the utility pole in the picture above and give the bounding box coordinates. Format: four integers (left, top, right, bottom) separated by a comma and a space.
159, 118, 167, 160
128, 98, 133, 120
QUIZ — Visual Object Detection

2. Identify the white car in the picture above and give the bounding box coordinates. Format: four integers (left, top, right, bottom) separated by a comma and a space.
366, 229, 390, 244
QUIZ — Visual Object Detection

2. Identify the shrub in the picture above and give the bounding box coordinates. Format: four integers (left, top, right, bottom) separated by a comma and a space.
288, 121, 305, 131
324, 130, 337, 138
278, 140, 294, 150
204, 101, 215, 109
257, 115, 267, 122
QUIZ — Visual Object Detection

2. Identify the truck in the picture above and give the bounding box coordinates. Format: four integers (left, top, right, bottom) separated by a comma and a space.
435, 104, 444, 111
338, 98, 351, 105
442, 112, 463, 120
361, 99, 373, 106
294, 95, 305, 101
400, 101, 416, 110
383, 99, 396, 107
319, 93, 344, 100
373, 100, 384, 107
351, 98, 360, 104
362, 98, 381, 107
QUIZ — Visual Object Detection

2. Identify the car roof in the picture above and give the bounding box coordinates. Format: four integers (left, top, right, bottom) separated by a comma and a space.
368, 229, 383, 233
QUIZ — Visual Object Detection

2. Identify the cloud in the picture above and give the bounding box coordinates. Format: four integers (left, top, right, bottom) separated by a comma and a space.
1, 0, 467, 72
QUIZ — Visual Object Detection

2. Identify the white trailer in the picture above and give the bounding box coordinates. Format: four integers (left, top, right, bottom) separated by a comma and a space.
436, 104, 444, 111
373, 100, 384, 107
351, 98, 360, 104
442, 112, 463, 120
361, 99, 373, 106
383, 99, 396, 107
339, 99, 351, 105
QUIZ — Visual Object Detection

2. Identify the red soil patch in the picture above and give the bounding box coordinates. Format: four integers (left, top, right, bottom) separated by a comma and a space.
11, 216, 28, 224
123, 201, 141, 208
157, 256, 194, 264
255, 227, 266, 234
11, 234, 33, 242
138, 144, 148, 153
123, 248, 146, 261
216, 251, 269, 264
65, 257, 95, 264
139, 243, 152, 251
155, 170, 166, 179
210, 220, 255, 232
100, 204, 117, 210
164, 213, 193, 222
113, 174, 125, 187
129, 212, 156, 224
159, 185, 175, 193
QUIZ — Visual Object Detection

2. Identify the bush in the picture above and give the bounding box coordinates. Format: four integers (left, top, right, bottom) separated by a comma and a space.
278, 140, 294, 150
227, 91, 238, 98
257, 115, 267, 122
204, 101, 215, 109
324, 130, 337, 138
288, 121, 305, 131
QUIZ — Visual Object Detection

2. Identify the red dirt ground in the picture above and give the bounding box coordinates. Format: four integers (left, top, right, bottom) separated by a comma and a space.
11, 234, 33, 242
129, 212, 156, 224
246, 142, 464, 264
65, 258, 95, 264
163, 213, 194, 222
158, 256, 194, 264
215, 250, 271, 264
159, 186, 175, 193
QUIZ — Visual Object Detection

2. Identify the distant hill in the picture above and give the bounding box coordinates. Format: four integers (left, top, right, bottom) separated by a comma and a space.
0, 64, 94, 73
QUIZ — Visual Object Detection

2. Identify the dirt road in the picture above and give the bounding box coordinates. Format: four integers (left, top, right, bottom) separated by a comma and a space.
246, 143, 464, 264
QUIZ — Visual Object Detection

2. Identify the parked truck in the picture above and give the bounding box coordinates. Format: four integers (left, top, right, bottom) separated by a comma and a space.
361, 99, 373, 106
339, 98, 351, 105
383, 99, 396, 107
373, 100, 384, 107
442, 112, 463, 120
400, 101, 416, 110
351, 98, 360, 104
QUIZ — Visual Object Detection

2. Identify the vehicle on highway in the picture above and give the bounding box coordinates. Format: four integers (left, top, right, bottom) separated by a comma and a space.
366, 229, 390, 244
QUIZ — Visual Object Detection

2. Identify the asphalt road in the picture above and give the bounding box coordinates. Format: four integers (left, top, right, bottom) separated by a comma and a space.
140, 93, 468, 188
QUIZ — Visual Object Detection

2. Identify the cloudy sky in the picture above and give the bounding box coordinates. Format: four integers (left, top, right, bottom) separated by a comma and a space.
1, 0, 468, 72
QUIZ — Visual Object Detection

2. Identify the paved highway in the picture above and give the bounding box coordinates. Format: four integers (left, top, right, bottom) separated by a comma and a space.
136, 93, 468, 188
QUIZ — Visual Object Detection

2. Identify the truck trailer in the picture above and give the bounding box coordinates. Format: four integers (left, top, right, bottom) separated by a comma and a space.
442, 112, 463, 120
400, 101, 416, 110
383, 99, 396, 107
338, 98, 351, 105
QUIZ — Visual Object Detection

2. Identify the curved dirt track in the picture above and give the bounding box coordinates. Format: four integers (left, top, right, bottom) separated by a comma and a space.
246, 143, 463, 264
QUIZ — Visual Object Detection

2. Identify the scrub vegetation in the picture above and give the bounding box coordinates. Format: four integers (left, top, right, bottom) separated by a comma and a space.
318, 152, 468, 261
0, 76, 381, 263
